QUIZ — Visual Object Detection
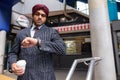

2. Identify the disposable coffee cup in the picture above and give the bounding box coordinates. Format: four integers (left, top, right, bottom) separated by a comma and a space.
16, 60, 26, 72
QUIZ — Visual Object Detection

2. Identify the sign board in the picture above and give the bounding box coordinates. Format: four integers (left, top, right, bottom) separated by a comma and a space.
108, 0, 118, 21
16, 15, 29, 27
11, 12, 30, 27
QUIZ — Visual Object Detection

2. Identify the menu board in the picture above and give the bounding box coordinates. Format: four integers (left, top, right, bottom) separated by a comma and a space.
64, 40, 77, 54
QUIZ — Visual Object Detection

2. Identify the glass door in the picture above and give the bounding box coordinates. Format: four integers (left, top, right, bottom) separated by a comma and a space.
117, 32, 120, 55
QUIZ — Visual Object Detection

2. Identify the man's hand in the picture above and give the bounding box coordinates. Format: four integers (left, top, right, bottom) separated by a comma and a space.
21, 37, 38, 48
11, 63, 24, 76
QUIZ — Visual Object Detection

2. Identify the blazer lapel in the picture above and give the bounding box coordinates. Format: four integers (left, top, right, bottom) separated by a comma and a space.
25, 27, 31, 37
34, 25, 47, 38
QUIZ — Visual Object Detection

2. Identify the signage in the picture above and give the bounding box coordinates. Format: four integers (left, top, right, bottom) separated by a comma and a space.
16, 15, 29, 27
108, 0, 118, 21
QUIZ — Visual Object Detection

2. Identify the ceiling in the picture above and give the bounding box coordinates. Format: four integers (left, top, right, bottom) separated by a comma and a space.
59, 0, 120, 12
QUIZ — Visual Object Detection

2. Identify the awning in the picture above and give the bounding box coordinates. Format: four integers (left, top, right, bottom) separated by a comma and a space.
53, 23, 90, 34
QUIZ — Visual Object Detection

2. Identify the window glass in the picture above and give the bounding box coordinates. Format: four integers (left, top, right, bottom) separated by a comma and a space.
63, 35, 91, 55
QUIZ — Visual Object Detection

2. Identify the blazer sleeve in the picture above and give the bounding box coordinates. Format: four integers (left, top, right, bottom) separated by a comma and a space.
38, 29, 66, 55
8, 31, 21, 66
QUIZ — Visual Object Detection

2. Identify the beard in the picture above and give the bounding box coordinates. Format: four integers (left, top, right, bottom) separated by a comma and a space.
33, 19, 46, 27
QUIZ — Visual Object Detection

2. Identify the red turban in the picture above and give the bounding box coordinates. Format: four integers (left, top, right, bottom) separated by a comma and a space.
32, 4, 49, 17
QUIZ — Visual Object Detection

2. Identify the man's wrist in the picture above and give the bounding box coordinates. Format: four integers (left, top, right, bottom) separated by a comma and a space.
9, 63, 16, 73
8, 68, 13, 73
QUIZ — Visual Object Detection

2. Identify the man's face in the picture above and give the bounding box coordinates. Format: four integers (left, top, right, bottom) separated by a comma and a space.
32, 10, 47, 26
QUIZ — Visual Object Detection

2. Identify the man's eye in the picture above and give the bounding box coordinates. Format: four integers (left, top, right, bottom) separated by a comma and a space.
35, 13, 46, 17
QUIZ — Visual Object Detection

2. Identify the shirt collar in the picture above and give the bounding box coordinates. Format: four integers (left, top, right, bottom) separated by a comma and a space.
31, 24, 43, 31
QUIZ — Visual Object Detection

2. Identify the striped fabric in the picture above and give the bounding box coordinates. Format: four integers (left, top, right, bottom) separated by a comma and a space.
8, 25, 66, 80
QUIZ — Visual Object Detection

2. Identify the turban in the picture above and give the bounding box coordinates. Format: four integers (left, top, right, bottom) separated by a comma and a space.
32, 4, 49, 17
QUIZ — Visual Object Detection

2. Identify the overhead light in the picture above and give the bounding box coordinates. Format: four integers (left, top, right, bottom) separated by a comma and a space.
116, 0, 120, 2
50, 21, 54, 24
60, 17, 66, 22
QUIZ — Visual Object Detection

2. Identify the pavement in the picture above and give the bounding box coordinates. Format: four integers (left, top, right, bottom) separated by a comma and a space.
0, 74, 15, 80
3, 69, 120, 80
2, 69, 87, 80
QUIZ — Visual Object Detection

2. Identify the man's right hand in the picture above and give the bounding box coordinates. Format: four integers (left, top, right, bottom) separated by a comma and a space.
11, 63, 24, 76
21, 37, 38, 48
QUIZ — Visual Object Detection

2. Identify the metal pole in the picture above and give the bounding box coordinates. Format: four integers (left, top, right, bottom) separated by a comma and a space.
88, 0, 117, 80
66, 57, 102, 80
0, 30, 6, 73
86, 60, 95, 80
66, 60, 77, 80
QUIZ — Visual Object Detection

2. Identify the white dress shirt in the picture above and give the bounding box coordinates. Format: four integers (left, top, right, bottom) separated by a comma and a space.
30, 24, 42, 37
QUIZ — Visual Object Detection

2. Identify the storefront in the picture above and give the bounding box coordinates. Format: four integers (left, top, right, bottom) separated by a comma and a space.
53, 23, 92, 70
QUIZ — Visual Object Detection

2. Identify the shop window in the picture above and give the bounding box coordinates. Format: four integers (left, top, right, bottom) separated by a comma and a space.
63, 35, 91, 55
64, 40, 77, 54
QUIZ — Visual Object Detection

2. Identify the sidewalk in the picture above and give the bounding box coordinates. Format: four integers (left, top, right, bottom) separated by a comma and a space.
2, 69, 120, 80
3, 69, 87, 80
0, 74, 15, 80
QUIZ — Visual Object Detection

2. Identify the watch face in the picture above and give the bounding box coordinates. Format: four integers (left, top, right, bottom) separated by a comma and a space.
16, 15, 29, 27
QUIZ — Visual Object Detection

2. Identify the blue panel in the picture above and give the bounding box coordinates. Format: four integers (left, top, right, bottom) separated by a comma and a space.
0, 0, 20, 7
0, 0, 20, 32
108, 0, 118, 21
0, 7, 11, 32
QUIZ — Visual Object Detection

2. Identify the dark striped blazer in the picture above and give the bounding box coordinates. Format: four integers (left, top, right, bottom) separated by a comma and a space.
8, 25, 66, 80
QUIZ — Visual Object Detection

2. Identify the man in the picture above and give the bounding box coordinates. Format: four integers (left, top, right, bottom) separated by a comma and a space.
8, 4, 66, 80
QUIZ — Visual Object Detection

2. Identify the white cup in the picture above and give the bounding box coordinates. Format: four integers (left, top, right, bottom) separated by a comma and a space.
16, 60, 26, 72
